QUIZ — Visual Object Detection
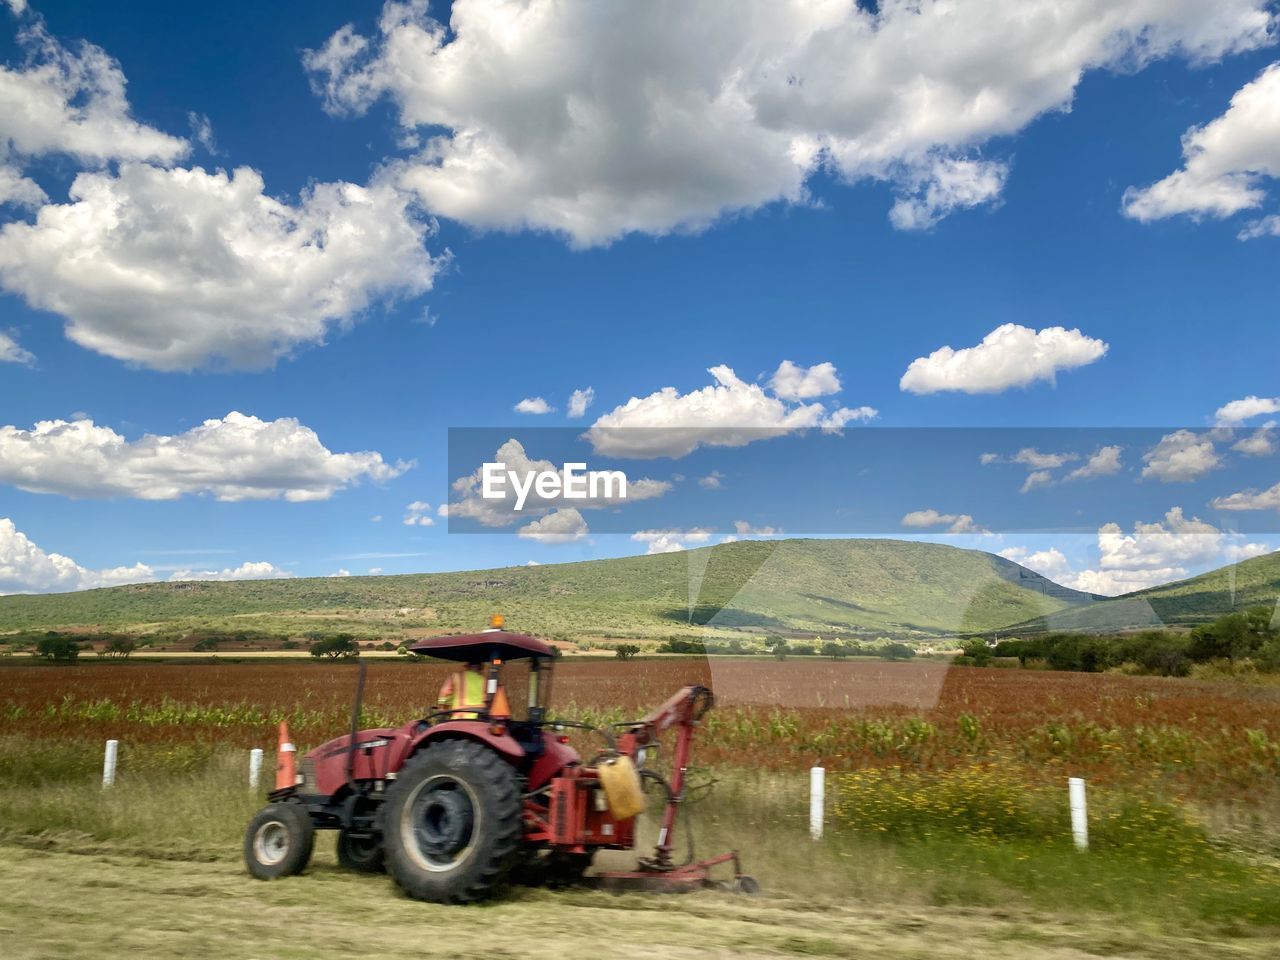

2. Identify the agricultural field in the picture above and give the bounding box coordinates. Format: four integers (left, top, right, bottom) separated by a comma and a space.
2, 657, 1279, 958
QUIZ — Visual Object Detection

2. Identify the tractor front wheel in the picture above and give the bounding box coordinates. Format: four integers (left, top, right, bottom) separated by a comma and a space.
381, 740, 523, 903
244, 802, 315, 879
337, 829, 386, 873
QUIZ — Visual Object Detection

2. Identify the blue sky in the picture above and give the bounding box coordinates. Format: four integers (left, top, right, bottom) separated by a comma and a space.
0, 1, 1278, 596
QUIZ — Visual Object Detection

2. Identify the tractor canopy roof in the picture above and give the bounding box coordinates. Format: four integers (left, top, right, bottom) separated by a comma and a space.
408, 630, 556, 662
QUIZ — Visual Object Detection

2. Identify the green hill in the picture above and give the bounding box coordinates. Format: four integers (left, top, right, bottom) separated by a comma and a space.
0, 538, 1096, 642
999, 550, 1280, 634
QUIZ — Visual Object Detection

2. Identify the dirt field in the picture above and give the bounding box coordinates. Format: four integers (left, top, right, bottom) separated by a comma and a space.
3, 841, 1276, 960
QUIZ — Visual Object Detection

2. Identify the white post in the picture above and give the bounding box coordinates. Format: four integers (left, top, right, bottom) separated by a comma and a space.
1068, 777, 1088, 851
809, 766, 825, 841
249, 748, 264, 790
102, 739, 119, 788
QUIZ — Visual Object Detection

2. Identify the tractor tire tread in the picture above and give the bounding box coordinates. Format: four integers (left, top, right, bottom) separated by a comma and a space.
336, 829, 386, 874
243, 801, 315, 880
382, 739, 523, 903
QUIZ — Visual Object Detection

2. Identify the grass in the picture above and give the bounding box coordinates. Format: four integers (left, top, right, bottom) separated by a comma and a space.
0, 538, 1093, 641
11, 845, 1276, 960
2, 736, 1277, 937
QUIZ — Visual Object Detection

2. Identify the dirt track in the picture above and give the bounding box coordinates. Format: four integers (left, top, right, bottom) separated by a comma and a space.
1, 843, 1274, 960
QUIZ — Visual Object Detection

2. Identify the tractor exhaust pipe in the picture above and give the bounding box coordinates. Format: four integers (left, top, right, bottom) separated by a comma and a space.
345, 658, 368, 786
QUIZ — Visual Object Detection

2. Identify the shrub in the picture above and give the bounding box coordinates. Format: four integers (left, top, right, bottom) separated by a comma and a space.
100, 637, 137, 659
310, 635, 360, 659
1188, 607, 1276, 663
614, 643, 640, 661
658, 638, 706, 655
34, 634, 80, 662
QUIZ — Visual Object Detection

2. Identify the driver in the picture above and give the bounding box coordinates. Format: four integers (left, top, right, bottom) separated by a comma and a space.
436, 661, 487, 720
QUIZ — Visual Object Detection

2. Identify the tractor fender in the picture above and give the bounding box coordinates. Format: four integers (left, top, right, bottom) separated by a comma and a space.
392, 722, 524, 774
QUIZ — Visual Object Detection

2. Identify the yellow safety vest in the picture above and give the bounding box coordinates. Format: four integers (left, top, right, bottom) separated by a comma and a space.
439, 669, 486, 719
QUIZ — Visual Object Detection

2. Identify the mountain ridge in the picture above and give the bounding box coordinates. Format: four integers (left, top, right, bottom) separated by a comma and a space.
0, 537, 1098, 641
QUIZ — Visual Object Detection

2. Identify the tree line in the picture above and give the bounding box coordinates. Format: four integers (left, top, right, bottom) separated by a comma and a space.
957, 607, 1280, 676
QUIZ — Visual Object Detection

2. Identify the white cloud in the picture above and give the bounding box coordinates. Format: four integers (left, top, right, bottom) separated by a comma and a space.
368, 566, 384, 575
587, 363, 871, 458
990, 444, 1123, 492
524, 559, 541, 566
901, 509, 983, 534
0, 164, 440, 370
632, 528, 713, 554
0, 163, 45, 208
733, 520, 780, 536
187, 111, 216, 153
567, 387, 594, 419
1020, 470, 1054, 494
900, 324, 1108, 395
1232, 425, 1276, 457
403, 501, 436, 526
5, 1, 28, 15
514, 397, 554, 415
371, 514, 383, 523
999, 546, 1073, 583
329, 568, 353, 577
0, 330, 33, 365
1013, 448, 1078, 470
0, 23, 187, 167
1065, 445, 1124, 481
1141, 429, 1221, 482
1123, 63, 1280, 229
769, 360, 840, 400
1225, 542, 1273, 563
820, 406, 878, 431
1215, 395, 1280, 426
0, 412, 408, 501
1212, 481, 1280, 513
518, 507, 588, 543
887, 157, 1007, 231
1005, 513, 1274, 597
448, 438, 669, 526
1069, 507, 1227, 595
303, 0, 1272, 246
0, 517, 153, 594
698, 471, 724, 490
168, 561, 294, 583
1240, 214, 1280, 239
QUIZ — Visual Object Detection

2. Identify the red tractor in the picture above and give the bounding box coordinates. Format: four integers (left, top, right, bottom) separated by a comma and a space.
243, 623, 755, 902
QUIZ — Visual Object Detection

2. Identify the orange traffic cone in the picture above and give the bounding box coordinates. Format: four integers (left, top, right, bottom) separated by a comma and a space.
275, 720, 297, 790
488, 686, 512, 721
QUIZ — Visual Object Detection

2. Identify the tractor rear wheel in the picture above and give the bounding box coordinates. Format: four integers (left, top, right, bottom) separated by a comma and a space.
381, 740, 523, 903
336, 829, 386, 873
244, 802, 315, 879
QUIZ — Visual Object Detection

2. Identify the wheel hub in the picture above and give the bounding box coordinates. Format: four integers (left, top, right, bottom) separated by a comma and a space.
253, 821, 289, 866
412, 780, 475, 865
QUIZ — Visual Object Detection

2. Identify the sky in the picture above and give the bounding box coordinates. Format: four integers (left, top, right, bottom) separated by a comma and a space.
0, 0, 1278, 598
